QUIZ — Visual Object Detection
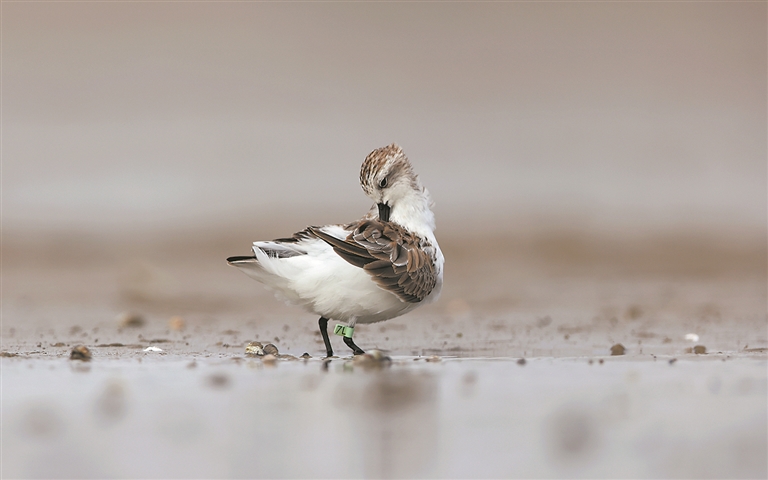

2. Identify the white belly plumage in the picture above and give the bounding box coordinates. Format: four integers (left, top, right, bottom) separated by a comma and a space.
233, 238, 439, 324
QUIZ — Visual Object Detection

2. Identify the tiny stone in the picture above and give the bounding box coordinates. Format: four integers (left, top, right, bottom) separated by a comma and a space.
599, 358, 604, 364
263, 344, 279, 356
168, 316, 185, 331
245, 342, 264, 356
70, 345, 92, 361
352, 349, 392, 367
117, 312, 145, 328
425, 355, 441, 362
693, 345, 707, 354
610, 343, 626, 356
517, 358, 526, 366
300, 353, 311, 359
669, 358, 678, 365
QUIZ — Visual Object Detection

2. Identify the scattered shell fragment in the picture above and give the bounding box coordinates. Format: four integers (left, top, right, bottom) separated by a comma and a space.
684, 333, 699, 342
263, 344, 279, 356
117, 312, 145, 328
143, 346, 163, 352
70, 345, 92, 361
610, 343, 626, 356
245, 342, 264, 356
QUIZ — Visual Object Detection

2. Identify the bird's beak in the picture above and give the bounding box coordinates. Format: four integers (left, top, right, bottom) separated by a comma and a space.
377, 203, 390, 222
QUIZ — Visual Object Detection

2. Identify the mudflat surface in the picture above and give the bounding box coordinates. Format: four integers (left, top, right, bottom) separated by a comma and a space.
2, 230, 767, 478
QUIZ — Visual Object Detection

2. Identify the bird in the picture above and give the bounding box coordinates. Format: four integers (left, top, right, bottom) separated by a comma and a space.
226, 144, 444, 357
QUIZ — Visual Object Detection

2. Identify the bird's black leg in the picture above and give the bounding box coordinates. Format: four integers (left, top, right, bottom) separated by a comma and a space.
319, 317, 333, 358
343, 336, 365, 355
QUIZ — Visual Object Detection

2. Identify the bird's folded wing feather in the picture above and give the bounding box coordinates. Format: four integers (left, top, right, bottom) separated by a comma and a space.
309, 220, 437, 303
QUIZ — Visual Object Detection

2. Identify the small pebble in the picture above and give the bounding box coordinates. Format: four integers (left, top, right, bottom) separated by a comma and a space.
245, 342, 264, 356
352, 349, 391, 368
300, 353, 312, 359
70, 345, 92, 361
693, 345, 707, 354
517, 358, 526, 366
610, 343, 626, 356
669, 358, 678, 365
117, 312, 145, 328
263, 344, 279, 356
168, 316, 185, 331
425, 356, 442, 363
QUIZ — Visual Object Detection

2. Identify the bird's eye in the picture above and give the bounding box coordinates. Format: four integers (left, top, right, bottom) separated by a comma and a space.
379, 178, 388, 188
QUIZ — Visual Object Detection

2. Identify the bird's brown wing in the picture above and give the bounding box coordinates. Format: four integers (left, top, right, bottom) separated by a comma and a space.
309, 220, 437, 303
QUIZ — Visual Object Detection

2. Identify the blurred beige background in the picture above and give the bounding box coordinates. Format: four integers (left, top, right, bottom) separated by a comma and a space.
4, 2, 765, 246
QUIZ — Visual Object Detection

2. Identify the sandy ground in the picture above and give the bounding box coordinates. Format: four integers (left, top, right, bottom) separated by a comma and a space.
2, 228, 767, 478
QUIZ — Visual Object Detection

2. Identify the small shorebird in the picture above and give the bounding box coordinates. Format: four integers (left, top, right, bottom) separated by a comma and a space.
227, 144, 444, 357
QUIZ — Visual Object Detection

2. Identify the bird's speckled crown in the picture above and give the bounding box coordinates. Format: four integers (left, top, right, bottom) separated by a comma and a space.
359, 143, 416, 196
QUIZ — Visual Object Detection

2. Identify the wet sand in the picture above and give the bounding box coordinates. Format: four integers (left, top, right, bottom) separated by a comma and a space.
2, 228, 766, 478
